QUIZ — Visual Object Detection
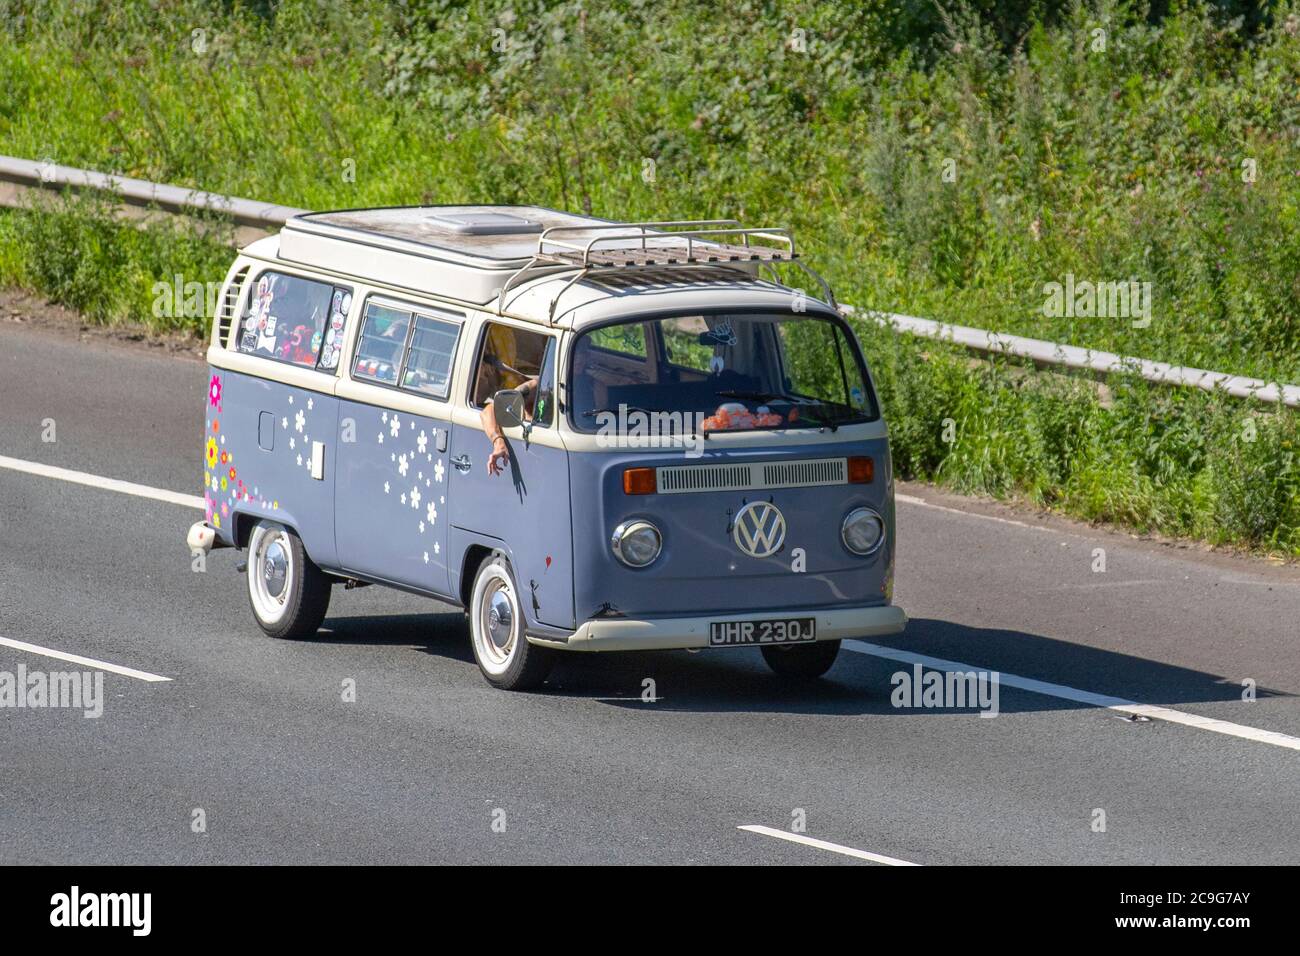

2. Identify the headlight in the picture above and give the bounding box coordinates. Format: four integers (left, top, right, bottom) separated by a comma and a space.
611, 519, 662, 567
842, 507, 885, 555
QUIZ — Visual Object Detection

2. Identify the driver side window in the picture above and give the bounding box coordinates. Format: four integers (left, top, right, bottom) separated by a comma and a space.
472, 322, 556, 428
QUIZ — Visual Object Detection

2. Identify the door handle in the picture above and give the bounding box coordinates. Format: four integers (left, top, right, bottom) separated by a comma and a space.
451, 454, 472, 473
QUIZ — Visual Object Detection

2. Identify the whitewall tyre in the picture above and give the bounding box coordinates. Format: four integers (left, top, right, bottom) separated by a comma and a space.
469, 553, 555, 691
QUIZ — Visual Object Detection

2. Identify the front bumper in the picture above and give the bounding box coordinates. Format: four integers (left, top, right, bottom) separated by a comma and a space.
531, 604, 907, 652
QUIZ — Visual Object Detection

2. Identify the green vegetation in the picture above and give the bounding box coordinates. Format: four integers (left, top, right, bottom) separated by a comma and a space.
0, 0, 1297, 551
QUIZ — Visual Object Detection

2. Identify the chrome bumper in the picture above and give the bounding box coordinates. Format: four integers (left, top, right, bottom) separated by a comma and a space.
532, 604, 907, 652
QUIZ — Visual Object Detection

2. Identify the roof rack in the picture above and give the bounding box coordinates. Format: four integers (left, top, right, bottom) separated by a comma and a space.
496, 219, 835, 323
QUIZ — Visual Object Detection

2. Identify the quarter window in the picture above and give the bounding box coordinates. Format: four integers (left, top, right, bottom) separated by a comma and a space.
237, 271, 349, 370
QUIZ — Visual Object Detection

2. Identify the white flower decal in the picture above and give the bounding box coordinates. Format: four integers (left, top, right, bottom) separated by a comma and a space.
434, 459, 445, 483
417, 431, 428, 454
384, 481, 390, 494
426, 501, 437, 525
295, 409, 305, 433
398, 454, 409, 477
389, 416, 401, 438
410, 487, 421, 510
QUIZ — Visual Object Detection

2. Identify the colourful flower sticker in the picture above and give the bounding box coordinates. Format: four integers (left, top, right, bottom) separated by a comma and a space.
208, 374, 223, 409
206, 438, 219, 470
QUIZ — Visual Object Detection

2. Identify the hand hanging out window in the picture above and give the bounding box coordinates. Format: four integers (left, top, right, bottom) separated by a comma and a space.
473, 322, 555, 476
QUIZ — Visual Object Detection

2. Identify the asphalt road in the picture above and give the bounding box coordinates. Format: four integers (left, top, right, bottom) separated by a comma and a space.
1, 318, 1298, 865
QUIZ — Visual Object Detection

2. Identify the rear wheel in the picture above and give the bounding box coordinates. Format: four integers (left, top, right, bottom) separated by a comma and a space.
469, 553, 554, 691
246, 520, 331, 639
761, 640, 840, 679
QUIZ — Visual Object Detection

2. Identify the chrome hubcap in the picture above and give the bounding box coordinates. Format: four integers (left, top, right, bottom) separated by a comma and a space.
487, 589, 513, 651
263, 540, 288, 599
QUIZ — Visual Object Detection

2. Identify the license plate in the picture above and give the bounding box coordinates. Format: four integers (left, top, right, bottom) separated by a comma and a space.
709, 617, 816, 646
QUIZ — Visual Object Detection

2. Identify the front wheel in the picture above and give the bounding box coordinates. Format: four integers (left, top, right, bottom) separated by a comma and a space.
761, 640, 840, 679
246, 520, 331, 639
469, 553, 554, 691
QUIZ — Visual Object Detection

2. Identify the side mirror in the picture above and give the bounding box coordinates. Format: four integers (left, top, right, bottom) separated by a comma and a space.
492, 389, 527, 431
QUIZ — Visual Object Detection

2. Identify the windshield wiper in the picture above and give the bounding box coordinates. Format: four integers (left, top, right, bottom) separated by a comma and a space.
715, 388, 789, 403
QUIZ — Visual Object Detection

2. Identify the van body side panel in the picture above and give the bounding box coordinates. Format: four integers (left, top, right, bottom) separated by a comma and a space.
334, 401, 453, 598
447, 424, 575, 629
204, 367, 340, 568
567, 435, 895, 621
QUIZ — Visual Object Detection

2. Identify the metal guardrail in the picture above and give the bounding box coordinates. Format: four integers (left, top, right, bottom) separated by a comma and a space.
0, 155, 305, 245
843, 306, 1300, 409
1, 154, 1296, 408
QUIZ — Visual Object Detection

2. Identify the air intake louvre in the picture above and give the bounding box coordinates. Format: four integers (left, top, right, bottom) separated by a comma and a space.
656, 458, 848, 495
658, 463, 752, 494
216, 266, 248, 346
762, 458, 845, 487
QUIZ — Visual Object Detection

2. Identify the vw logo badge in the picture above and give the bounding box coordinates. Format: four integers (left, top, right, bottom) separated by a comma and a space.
732, 501, 786, 558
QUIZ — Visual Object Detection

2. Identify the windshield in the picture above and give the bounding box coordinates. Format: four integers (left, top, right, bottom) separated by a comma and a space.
567, 311, 878, 433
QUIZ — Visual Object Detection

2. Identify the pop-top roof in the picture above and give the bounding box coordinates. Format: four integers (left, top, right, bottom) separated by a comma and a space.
286, 205, 613, 263
270, 205, 818, 315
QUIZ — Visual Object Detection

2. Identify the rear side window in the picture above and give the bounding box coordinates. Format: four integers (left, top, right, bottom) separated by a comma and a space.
353, 304, 411, 385
352, 298, 462, 399
237, 271, 350, 370
402, 313, 460, 397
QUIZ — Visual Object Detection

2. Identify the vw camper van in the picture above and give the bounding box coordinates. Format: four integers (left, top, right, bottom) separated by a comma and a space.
187, 207, 906, 690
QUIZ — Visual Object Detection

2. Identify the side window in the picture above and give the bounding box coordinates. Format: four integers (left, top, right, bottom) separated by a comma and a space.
237, 271, 347, 370
472, 321, 556, 427
353, 303, 412, 385
401, 312, 461, 398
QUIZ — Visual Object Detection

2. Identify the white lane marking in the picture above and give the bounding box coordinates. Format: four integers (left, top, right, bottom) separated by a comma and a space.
739, 825, 920, 866
1045, 578, 1174, 591
845, 640, 1300, 752
896, 493, 1053, 533
0, 636, 171, 682
0, 454, 203, 510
